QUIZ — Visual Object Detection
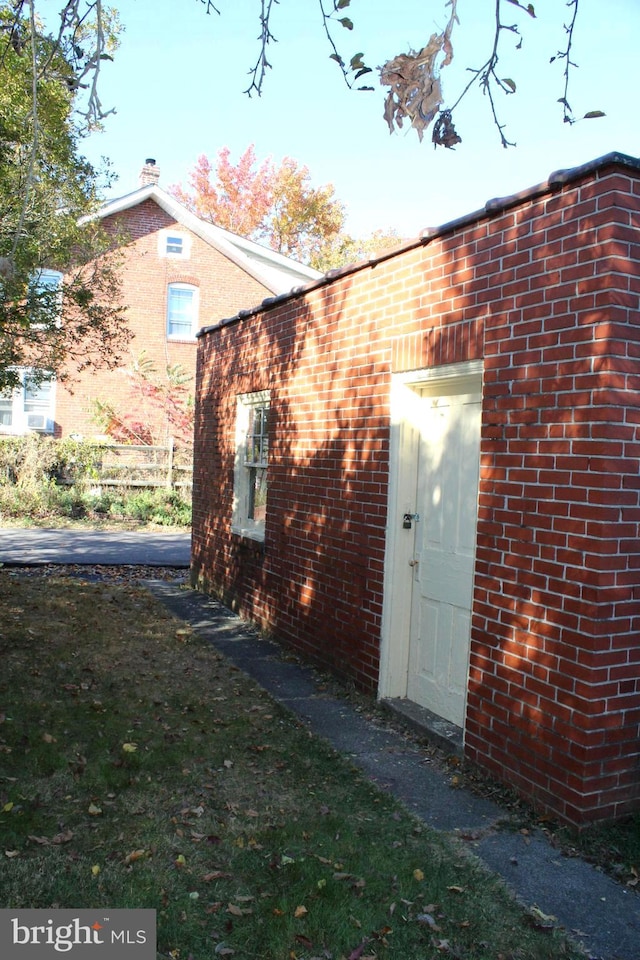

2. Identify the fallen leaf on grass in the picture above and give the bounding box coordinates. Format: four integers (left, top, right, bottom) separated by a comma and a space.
91, 865, 100, 876
203, 871, 232, 882
447, 885, 465, 894
122, 742, 138, 753
88, 803, 102, 816
42, 732, 57, 743
55, 830, 75, 844
433, 939, 452, 953
124, 849, 147, 864
413, 868, 425, 881
5, 850, 19, 858
528, 905, 556, 929
294, 905, 308, 918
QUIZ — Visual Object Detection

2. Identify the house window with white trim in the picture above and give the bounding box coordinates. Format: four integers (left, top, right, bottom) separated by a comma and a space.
0, 370, 55, 434
158, 230, 191, 259
232, 391, 270, 540
166, 235, 183, 255
31, 269, 63, 328
167, 283, 199, 340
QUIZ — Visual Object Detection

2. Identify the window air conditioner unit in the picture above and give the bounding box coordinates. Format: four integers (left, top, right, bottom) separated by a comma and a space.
27, 414, 47, 431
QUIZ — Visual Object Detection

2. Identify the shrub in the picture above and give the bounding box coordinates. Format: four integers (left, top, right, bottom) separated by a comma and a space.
0, 435, 104, 488
0, 437, 192, 528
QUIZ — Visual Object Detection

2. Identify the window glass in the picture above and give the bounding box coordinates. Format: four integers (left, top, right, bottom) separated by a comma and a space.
167, 284, 198, 339
245, 403, 269, 522
24, 376, 52, 412
166, 235, 184, 255
0, 391, 13, 426
158, 231, 190, 259
31, 270, 62, 327
232, 391, 270, 539
0, 370, 54, 434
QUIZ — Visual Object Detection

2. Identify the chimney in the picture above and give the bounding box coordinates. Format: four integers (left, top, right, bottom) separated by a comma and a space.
139, 158, 160, 187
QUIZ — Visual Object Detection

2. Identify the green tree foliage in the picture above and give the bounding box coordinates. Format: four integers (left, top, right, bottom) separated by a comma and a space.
0, 1, 129, 394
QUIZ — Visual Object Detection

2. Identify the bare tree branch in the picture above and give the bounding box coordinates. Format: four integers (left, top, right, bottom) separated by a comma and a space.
197, 0, 221, 14
552, 0, 580, 123
194, 0, 596, 148
244, 0, 279, 97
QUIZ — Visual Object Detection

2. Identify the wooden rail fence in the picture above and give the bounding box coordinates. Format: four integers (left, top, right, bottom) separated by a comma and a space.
66, 440, 192, 491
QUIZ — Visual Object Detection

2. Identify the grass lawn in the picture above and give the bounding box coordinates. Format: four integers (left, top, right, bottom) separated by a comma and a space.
0, 571, 599, 958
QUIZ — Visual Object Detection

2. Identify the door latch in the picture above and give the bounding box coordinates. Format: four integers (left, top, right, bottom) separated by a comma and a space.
402, 513, 420, 529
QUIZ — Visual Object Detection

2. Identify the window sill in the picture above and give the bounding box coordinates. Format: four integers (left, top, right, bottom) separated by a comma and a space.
231, 524, 265, 544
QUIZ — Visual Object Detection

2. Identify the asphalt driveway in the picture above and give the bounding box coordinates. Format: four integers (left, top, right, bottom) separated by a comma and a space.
0, 526, 191, 567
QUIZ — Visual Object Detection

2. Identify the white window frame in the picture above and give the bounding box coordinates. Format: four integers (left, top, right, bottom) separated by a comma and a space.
32, 269, 63, 328
0, 369, 55, 435
158, 230, 191, 259
232, 390, 270, 541
166, 283, 199, 340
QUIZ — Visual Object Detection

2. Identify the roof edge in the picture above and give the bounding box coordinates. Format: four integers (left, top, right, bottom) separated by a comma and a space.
197, 150, 640, 340
92, 185, 321, 295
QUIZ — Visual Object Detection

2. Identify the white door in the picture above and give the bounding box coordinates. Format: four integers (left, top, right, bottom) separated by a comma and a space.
406, 388, 481, 727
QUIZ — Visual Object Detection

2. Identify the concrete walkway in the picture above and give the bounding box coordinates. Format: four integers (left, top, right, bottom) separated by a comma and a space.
147, 580, 640, 960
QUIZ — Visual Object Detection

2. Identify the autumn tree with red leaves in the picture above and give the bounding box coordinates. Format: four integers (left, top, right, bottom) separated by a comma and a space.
170, 146, 348, 271
170, 146, 273, 237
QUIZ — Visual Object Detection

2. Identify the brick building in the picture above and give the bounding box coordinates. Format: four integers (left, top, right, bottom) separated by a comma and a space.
191, 152, 640, 825
3, 160, 320, 440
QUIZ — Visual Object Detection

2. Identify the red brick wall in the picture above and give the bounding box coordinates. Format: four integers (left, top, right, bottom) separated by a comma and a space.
54, 198, 272, 440
192, 156, 640, 825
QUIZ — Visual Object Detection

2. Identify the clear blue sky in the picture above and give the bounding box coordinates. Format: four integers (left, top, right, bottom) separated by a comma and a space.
83, 0, 640, 240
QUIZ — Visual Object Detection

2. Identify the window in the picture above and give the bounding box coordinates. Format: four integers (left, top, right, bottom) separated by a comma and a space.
167, 283, 199, 339
232, 391, 270, 540
24, 375, 53, 431
166, 235, 184, 255
0, 370, 55, 434
31, 270, 63, 328
0, 392, 13, 427
158, 230, 191, 259
35, 269, 63, 294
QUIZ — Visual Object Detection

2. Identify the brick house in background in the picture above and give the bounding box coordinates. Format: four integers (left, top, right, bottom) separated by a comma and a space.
191, 152, 640, 826
2, 159, 320, 440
